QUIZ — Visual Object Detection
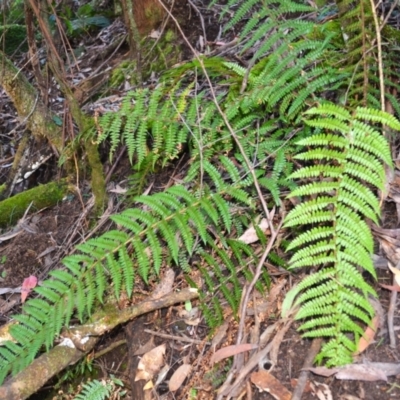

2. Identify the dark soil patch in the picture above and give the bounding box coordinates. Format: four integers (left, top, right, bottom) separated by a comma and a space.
0, 198, 83, 287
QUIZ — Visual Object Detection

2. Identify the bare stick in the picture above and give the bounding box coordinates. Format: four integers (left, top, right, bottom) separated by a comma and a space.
144, 329, 209, 345
291, 338, 323, 400
388, 275, 397, 348
369, 0, 385, 112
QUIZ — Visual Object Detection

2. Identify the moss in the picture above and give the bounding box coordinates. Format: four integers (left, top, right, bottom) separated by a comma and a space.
110, 60, 138, 87
0, 179, 69, 227
0, 25, 28, 54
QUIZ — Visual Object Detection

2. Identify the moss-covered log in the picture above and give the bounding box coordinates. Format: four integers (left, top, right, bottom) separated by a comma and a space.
0, 180, 69, 227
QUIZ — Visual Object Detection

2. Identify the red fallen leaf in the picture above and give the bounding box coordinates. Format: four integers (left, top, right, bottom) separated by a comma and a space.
379, 283, 400, 292
210, 343, 258, 364
21, 276, 38, 303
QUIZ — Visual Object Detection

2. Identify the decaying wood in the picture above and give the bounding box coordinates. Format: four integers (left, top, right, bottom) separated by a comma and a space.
0, 288, 199, 400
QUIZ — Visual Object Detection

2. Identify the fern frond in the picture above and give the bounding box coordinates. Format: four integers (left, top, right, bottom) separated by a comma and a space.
74, 379, 112, 400
0, 162, 255, 382
284, 103, 395, 366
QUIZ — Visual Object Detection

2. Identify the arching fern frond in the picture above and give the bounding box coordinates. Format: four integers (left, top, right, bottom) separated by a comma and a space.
284, 103, 396, 366
0, 164, 254, 383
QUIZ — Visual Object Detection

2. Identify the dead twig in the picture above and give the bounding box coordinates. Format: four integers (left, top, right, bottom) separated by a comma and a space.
291, 338, 323, 400
388, 274, 397, 348
217, 318, 293, 399
144, 328, 209, 345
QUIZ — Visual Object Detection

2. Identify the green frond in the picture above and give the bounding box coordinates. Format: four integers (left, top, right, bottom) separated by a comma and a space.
285, 103, 395, 366
74, 379, 113, 400
296, 132, 348, 147
294, 148, 346, 162
119, 247, 135, 296
355, 107, 400, 131
304, 103, 352, 120
3, 0, 400, 382
305, 117, 350, 133
287, 227, 333, 250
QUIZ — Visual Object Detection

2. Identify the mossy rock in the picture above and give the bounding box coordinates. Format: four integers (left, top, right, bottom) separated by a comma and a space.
0, 24, 28, 55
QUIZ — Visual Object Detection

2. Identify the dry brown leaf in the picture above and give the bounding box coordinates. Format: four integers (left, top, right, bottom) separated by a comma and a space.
310, 381, 333, 400
291, 378, 312, 393
155, 364, 170, 386
304, 367, 338, 377
354, 315, 379, 355
335, 364, 387, 381
135, 344, 166, 381
250, 370, 292, 400
108, 184, 127, 194
238, 218, 270, 244
366, 362, 400, 376
151, 269, 175, 299
388, 263, 400, 286
168, 364, 192, 391
210, 343, 258, 364
211, 321, 229, 349
184, 317, 200, 326
133, 337, 155, 356
306, 364, 388, 381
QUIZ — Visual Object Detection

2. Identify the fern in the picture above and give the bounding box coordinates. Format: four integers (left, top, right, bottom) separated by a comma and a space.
3, 0, 399, 385
0, 162, 256, 382
284, 103, 398, 366
74, 379, 113, 400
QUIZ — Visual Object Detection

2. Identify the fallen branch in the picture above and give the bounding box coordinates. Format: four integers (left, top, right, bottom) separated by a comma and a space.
0, 288, 199, 400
